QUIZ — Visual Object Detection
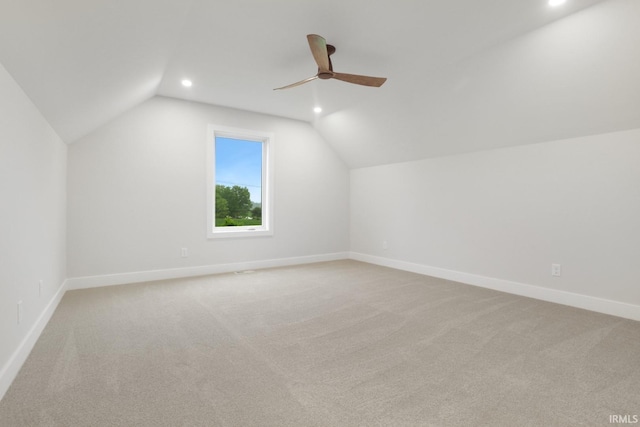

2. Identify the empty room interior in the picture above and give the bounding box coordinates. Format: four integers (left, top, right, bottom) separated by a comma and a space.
1, 0, 639, 425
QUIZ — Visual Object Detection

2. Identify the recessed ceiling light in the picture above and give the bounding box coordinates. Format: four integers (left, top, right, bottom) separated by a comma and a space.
313, 106, 322, 113
548, 0, 566, 7
181, 79, 193, 87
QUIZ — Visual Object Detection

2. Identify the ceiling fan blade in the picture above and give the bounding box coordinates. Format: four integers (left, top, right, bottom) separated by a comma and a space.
273, 75, 319, 90
332, 72, 387, 87
307, 34, 330, 71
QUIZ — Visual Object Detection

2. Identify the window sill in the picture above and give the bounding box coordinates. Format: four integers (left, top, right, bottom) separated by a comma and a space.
208, 227, 273, 239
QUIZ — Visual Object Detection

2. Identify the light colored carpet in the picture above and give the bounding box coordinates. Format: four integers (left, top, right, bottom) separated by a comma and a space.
1, 260, 639, 426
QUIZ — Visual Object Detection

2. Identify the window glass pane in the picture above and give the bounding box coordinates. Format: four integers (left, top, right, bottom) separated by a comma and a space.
214, 136, 263, 228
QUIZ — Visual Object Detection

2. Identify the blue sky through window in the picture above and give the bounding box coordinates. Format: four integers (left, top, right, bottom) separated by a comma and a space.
215, 137, 263, 203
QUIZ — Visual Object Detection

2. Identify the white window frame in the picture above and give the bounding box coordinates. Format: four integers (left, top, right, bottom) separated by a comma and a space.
206, 124, 274, 239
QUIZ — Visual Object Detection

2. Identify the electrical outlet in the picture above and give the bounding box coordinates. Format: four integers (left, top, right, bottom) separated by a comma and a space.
181, 248, 188, 258
551, 264, 562, 277
17, 301, 23, 324
382, 240, 388, 250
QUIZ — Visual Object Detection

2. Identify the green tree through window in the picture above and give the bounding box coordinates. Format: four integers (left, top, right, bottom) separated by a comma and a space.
215, 185, 254, 225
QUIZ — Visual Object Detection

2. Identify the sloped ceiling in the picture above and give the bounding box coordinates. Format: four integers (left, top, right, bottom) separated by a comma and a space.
1, 0, 638, 168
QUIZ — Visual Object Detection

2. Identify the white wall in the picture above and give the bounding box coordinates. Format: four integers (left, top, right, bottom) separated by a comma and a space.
67, 96, 349, 281
351, 128, 640, 315
0, 62, 67, 396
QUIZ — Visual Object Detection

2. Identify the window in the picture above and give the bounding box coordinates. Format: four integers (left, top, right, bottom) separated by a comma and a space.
206, 124, 274, 238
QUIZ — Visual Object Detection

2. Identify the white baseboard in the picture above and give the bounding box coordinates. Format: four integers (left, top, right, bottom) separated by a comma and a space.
0, 279, 67, 401
349, 252, 640, 322
66, 252, 350, 290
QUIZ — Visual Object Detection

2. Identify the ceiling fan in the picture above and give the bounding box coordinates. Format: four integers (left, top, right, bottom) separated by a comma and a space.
274, 34, 387, 90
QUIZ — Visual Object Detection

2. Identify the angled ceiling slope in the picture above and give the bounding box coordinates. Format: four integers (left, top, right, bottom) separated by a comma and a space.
316, 0, 640, 167
1, 0, 638, 168
0, 0, 195, 143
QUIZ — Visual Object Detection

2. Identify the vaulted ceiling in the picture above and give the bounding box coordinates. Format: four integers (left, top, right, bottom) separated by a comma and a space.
1, 0, 638, 168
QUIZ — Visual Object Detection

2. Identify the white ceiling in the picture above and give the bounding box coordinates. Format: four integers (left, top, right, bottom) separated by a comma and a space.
1, 0, 639, 168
